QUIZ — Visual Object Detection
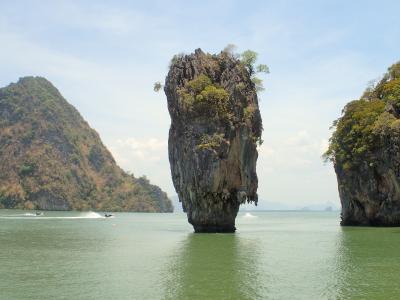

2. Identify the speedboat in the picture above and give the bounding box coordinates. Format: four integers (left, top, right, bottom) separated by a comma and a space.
104, 213, 113, 218
35, 211, 44, 216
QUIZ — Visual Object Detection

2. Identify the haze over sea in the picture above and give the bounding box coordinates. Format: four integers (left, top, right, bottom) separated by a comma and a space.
1, 210, 399, 300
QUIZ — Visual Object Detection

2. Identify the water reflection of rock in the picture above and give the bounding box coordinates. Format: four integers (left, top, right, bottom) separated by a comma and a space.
163, 233, 264, 300
335, 227, 400, 299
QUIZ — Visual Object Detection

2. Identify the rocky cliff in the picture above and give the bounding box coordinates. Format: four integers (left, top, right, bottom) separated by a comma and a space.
325, 62, 400, 225
165, 49, 262, 232
0, 77, 173, 212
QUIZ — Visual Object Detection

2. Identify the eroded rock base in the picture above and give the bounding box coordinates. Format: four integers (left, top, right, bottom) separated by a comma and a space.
193, 224, 236, 233
184, 196, 240, 233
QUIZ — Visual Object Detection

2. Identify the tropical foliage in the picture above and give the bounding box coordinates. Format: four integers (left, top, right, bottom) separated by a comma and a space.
197, 133, 227, 150
240, 50, 269, 92
325, 62, 400, 171
177, 74, 230, 120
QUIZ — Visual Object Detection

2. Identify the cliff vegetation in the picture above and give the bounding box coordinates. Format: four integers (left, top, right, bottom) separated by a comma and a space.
0, 77, 173, 212
325, 62, 400, 225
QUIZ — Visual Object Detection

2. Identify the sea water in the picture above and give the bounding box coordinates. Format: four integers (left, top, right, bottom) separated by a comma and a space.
0, 210, 399, 299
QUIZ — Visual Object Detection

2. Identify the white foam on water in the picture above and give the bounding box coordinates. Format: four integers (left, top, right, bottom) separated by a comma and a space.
1, 213, 37, 217
39, 211, 106, 219
79, 211, 104, 219
0, 211, 107, 219
243, 212, 258, 219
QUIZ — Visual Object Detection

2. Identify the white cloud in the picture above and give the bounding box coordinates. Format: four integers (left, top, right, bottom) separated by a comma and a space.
112, 138, 167, 162
319, 139, 329, 155
260, 130, 326, 168
107, 137, 174, 195
286, 130, 311, 146
285, 130, 329, 157
258, 144, 275, 157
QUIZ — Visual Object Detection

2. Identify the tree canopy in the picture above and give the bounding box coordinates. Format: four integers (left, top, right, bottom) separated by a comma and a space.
153, 82, 162, 92
156, 46, 269, 94
240, 49, 269, 92
324, 62, 400, 171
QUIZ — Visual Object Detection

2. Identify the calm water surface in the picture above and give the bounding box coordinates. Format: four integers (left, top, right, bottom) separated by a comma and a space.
0, 210, 399, 299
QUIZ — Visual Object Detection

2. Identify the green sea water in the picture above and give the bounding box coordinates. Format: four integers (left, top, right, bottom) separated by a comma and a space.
0, 210, 399, 300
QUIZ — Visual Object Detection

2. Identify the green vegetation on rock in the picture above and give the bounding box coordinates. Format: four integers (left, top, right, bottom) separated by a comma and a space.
240, 49, 269, 92
197, 133, 227, 150
178, 74, 230, 121
153, 82, 162, 92
157, 47, 266, 155
325, 62, 400, 171
0, 77, 173, 212
155, 45, 269, 94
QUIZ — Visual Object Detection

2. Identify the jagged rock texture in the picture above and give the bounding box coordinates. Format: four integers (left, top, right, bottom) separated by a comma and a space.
0, 77, 173, 212
165, 49, 262, 232
328, 62, 400, 225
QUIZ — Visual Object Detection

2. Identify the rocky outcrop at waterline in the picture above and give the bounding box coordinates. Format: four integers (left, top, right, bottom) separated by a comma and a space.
0, 77, 173, 212
164, 48, 263, 232
325, 62, 400, 226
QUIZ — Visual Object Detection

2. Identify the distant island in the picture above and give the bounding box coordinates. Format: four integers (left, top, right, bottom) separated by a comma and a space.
0, 77, 172, 212
325, 62, 400, 225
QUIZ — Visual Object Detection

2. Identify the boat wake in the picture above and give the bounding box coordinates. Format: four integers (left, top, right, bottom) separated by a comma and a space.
242, 212, 258, 219
0, 211, 106, 219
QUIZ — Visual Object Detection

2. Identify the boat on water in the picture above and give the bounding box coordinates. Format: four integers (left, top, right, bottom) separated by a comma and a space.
104, 213, 113, 218
35, 212, 44, 216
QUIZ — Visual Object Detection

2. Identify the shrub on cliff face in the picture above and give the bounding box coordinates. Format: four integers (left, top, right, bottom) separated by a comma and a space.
324, 99, 385, 169
197, 133, 227, 151
19, 162, 37, 176
156, 45, 269, 94
153, 82, 162, 92
156, 46, 267, 152
222, 47, 269, 92
240, 50, 269, 92
88, 145, 105, 171
178, 74, 230, 121
325, 62, 400, 171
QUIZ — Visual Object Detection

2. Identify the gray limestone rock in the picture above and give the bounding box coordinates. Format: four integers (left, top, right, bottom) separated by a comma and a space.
328, 62, 400, 226
164, 49, 262, 232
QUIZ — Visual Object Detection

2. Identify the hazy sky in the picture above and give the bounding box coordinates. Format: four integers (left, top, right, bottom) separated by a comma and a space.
1, 0, 399, 208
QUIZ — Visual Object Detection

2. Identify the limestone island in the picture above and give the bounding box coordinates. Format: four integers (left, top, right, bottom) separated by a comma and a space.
164, 48, 265, 232
0, 77, 172, 212
325, 62, 400, 226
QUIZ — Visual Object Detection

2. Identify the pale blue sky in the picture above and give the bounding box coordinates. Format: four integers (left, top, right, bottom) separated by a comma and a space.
1, 0, 399, 208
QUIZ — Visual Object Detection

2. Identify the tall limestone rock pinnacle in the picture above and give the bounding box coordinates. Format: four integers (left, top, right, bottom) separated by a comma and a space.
326, 62, 400, 225
165, 49, 263, 232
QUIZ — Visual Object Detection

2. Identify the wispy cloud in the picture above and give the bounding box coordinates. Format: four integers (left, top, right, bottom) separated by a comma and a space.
108, 137, 172, 193
112, 138, 167, 162
1, 0, 399, 205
